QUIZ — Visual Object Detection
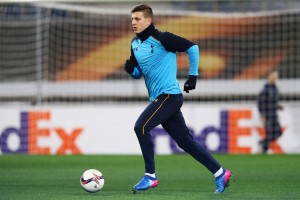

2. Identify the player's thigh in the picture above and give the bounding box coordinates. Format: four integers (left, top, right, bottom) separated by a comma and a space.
265, 119, 282, 139
135, 94, 182, 129
273, 120, 282, 138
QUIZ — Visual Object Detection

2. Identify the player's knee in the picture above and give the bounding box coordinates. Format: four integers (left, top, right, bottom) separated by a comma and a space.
134, 123, 152, 135
134, 123, 143, 134
176, 138, 196, 152
175, 139, 189, 150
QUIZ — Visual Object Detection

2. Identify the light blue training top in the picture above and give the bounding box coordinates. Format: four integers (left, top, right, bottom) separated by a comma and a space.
129, 23, 199, 101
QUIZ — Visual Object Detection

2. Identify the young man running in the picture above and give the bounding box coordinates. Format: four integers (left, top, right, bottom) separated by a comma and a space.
124, 4, 231, 193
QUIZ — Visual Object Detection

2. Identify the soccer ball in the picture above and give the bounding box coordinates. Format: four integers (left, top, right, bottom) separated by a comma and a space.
80, 169, 105, 193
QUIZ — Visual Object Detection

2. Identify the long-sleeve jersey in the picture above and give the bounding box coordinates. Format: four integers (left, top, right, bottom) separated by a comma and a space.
128, 23, 199, 101
258, 83, 280, 120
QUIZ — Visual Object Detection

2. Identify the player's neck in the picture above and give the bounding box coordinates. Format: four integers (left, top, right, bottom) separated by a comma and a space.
136, 23, 155, 41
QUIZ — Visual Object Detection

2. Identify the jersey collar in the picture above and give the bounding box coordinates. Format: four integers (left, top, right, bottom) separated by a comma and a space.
136, 23, 155, 42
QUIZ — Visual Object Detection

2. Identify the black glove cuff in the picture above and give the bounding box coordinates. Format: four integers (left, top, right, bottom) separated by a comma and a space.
188, 75, 197, 81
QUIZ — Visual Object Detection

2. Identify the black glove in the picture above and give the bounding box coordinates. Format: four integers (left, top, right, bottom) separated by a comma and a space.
184, 75, 197, 93
124, 59, 135, 74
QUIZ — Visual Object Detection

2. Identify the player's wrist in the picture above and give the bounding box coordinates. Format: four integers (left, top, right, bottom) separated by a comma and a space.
188, 75, 197, 80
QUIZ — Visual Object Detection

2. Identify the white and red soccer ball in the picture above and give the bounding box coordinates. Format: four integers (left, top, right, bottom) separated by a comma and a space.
80, 169, 105, 193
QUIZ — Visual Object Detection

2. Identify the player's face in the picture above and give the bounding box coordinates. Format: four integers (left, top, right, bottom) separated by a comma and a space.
131, 11, 151, 34
268, 71, 279, 84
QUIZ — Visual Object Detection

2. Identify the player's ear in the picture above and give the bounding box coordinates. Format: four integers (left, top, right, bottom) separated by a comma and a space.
146, 18, 152, 26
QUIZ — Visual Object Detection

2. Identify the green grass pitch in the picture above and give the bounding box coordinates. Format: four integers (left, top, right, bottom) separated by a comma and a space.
0, 154, 299, 200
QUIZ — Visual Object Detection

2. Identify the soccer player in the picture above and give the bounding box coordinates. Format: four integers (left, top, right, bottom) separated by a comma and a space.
124, 4, 231, 193
258, 70, 283, 153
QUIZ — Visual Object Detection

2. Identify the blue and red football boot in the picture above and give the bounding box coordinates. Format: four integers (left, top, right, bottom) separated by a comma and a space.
133, 175, 158, 192
215, 169, 232, 193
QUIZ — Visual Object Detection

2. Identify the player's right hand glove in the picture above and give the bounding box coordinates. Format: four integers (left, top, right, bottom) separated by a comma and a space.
184, 75, 197, 93
124, 59, 135, 74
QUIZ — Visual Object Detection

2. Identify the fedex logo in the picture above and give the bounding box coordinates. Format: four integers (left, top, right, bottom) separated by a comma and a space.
152, 110, 285, 154
0, 111, 83, 154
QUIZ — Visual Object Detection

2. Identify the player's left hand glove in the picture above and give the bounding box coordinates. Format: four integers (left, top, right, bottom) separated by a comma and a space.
184, 75, 197, 93
124, 59, 135, 74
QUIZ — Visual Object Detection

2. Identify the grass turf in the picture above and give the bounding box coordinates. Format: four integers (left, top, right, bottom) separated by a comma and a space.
0, 154, 299, 200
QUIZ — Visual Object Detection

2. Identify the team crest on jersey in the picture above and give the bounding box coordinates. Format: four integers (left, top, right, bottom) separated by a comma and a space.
150, 44, 154, 53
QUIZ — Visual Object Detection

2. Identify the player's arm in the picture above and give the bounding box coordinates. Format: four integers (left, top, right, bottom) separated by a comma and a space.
124, 48, 142, 79
258, 90, 268, 123
131, 65, 142, 79
160, 32, 199, 93
258, 89, 267, 118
